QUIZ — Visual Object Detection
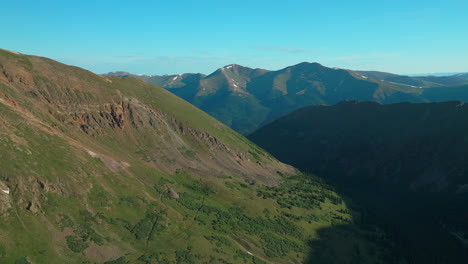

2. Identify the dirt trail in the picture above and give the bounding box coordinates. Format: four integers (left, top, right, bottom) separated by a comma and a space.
13, 208, 29, 231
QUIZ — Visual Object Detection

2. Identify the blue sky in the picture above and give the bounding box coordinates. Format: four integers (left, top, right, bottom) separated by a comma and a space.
3, 0, 468, 75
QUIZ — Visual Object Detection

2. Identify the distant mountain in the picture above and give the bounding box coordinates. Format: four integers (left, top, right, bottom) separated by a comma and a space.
416, 75, 468, 86
356, 70, 468, 87
249, 100, 468, 264
353, 71, 433, 87
455, 72, 468, 78
107, 64, 468, 135
104, 71, 207, 89
408, 72, 465, 77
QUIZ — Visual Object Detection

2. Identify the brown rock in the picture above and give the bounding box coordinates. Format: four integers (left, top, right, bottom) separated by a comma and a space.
167, 188, 179, 199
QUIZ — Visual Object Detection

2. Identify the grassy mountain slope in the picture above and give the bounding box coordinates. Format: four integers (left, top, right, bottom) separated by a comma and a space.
0, 49, 394, 264
421, 84, 468, 102
455, 73, 468, 78
249, 100, 468, 264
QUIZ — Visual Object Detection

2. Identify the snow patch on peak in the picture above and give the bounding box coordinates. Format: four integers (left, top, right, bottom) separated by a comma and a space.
356, 73, 368, 79
222, 64, 238, 70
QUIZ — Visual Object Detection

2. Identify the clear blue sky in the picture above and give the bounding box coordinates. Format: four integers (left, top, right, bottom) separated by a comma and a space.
3, 0, 468, 75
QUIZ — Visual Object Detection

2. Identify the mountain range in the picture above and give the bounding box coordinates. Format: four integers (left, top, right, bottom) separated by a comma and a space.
249, 100, 468, 264
2, 47, 467, 263
105, 64, 468, 135
0, 49, 399, 263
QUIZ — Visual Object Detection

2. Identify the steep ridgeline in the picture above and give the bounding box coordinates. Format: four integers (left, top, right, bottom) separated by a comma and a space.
249, 101, 468, 264
0, 49, 396, 264
106, 64, 468, 135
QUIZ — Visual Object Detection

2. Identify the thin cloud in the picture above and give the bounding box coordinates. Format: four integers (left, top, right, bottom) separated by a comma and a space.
323, 52, 404, 72
329, 52, 401, 61
251, 46, 314, 54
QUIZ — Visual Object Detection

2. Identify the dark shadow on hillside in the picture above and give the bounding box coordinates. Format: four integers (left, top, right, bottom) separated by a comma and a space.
304, 173, 468, 264
305, 224, 399, 264
302, 190, 403, 264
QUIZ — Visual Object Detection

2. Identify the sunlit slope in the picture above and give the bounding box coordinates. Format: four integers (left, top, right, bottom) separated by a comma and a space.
0, 49, 393, 264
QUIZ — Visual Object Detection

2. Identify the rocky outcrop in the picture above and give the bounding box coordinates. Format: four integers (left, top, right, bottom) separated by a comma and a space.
0, 180, 11, 213
108, 102, 125, 128
167, 188, 179, 199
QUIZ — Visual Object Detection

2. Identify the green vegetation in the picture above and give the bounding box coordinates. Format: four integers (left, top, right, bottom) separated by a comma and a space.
65, 236, 88, 253
0, 49, 33, 70
14, 257, 30, 264
258, 174, 343, 210
129, 208, 167, 240
0, 244, 6, 257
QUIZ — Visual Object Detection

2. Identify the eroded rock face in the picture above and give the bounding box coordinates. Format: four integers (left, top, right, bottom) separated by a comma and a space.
26, 200, 40, 213
1, 64, 14, 83
0, 176, 71, 215
54, 96, 235, 157
108, 102, 125, 129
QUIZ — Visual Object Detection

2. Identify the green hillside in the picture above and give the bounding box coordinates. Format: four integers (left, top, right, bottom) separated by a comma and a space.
0, 49, 397, 264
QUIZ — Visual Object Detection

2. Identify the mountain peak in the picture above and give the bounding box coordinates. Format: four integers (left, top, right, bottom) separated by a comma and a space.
209, 64, 253, 77
218, 64, 251, 72
286, 62, 326, 71
295, 61, 323, 67
104, 71, 133, 76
